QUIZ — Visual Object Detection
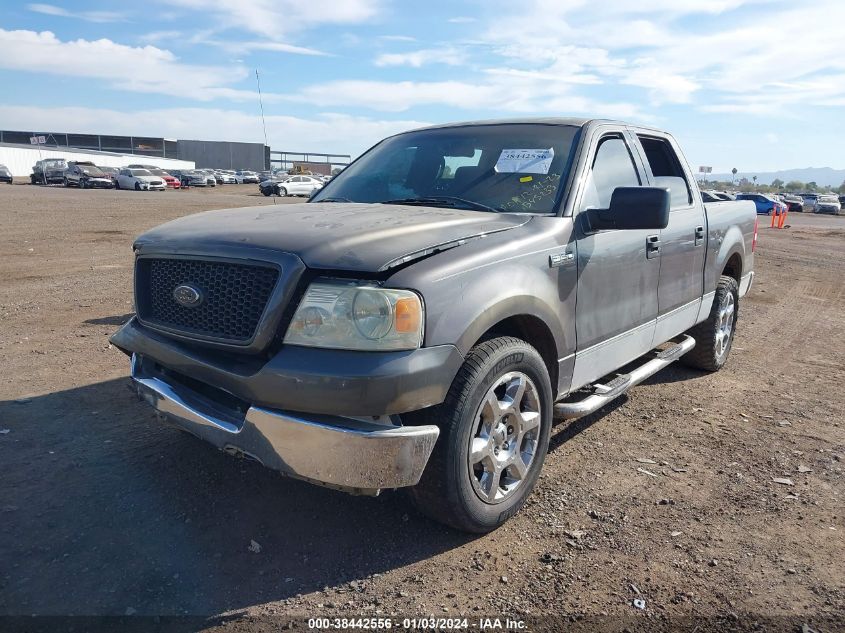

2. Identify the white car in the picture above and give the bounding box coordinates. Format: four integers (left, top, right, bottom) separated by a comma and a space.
235, 170, 260, 184
116, 168, 166, 191
215, 171, 237, 184
276, 175, 324, 197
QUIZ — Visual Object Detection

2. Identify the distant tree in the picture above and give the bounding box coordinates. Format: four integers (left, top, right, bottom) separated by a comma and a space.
731, 167, 738, 183
785, 180, 804, 191
771, 178, 784, 190
738, 177, 750, 188
806, 181, 818, 192
837, 180, 845, 194
752, 175, 758, 190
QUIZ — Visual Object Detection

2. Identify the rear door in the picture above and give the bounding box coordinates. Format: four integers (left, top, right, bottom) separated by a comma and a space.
632, 133, 706, 342
570, 129, 660, 390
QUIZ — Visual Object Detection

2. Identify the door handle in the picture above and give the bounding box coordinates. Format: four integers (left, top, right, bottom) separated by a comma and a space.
695, 225, 705, 246
646, 235, 661, 259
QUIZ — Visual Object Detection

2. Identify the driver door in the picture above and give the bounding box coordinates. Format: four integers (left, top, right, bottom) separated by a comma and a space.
570, 130, 660, 390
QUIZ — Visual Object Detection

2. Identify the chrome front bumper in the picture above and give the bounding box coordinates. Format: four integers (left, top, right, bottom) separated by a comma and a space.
130, 354, 440, 495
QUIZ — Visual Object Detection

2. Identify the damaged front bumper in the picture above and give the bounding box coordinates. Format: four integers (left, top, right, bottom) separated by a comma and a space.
130, 354, 440, 495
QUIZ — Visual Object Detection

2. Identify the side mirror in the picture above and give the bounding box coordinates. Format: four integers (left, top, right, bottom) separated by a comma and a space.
585, 187, 670, 231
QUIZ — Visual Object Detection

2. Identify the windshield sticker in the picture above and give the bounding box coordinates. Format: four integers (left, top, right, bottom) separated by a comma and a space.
519, 176, 533, 183
495, 148, 554, 174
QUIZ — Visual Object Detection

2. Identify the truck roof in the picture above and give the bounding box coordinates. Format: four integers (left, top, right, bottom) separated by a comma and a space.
411, 117, 666, 134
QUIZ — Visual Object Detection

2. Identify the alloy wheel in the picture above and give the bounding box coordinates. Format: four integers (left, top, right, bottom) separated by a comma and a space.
468, 371, 541, 504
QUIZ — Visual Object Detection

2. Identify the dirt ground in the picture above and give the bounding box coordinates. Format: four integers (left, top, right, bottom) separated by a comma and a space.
0, 184, 843, 632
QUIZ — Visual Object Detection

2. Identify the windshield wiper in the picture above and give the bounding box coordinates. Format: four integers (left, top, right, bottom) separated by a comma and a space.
381, 196, 500, 213
314, 197, 352, 203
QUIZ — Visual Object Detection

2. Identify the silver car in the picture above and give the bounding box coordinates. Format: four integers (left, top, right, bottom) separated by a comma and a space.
813, 195, 842, 215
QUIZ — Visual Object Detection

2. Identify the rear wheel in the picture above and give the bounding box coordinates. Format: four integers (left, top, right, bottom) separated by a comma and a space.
408, 337, 553, 532
682, 275, 739, 372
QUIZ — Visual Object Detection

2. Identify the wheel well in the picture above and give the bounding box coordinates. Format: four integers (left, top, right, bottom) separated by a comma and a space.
480, 315, 559, 393
722, 253, 742, 284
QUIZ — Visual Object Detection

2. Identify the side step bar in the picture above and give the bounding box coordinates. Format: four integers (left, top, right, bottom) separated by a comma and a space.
553, 335, 696, 421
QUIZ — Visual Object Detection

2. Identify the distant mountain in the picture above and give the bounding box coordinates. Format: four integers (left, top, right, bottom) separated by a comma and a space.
708, 167, 845, 187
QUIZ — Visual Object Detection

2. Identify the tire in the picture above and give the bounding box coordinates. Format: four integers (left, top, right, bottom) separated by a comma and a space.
80, 179, 87, 189
408, 337, 553, 533
134, 182, 141, 191
682, 275, 739, 372
115, 180, 120, 190
63, 178, 69, 187
278, 187, 287, 197
262, 188, 271, 196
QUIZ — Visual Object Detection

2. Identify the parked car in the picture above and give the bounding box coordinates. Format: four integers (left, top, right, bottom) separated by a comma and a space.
235, 170, 260, 184
781, 193, 804, 212
0, 164, 12, 184
839, 195, 845, 208
198, 169, 217, 186
735, 193, 783, 214
115, 168, 166, 191
701, 190, 722, 203
98, 166, 120, 185
147, 168, 181, 189
111, 117, 757, 533
63, 161, 114, 189
813, 194, 842, 215
215, 170, 237, 184
258, 176, 292, 197
276, 175, 324, 197
800, 193, 819, 212
257, 170, 273, 182
169, 169, 207, 187
30, 159, 67, 185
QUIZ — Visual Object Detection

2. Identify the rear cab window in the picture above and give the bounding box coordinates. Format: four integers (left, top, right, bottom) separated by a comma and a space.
637, 135, 692, 209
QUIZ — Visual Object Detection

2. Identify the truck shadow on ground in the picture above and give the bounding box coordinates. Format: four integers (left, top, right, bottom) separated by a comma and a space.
0, 377, 476, 617
0, 374, 643, 618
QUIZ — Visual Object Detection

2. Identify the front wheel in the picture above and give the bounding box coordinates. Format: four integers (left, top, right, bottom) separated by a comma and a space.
134, 182, 141, 191
278, 186, 287, 197
408, 337, 553, 533
682, 275, 739, 372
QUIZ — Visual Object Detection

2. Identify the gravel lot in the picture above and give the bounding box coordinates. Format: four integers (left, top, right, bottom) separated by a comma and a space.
1, 184, 843, 631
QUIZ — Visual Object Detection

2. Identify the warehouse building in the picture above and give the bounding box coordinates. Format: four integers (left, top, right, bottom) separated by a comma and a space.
0, 129, 350, 176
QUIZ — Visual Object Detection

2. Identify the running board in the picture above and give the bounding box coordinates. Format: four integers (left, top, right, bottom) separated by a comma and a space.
553, 335, 696, 421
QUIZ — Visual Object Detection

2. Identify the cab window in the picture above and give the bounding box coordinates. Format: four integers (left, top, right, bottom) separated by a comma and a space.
580, 135, 641, 211
637, 136, 692, 208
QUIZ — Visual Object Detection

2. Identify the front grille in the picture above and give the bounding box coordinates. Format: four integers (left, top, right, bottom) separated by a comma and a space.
136, 258, 280, 343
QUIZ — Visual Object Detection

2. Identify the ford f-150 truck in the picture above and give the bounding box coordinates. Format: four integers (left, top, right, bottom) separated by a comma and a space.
111, 118, 757, 532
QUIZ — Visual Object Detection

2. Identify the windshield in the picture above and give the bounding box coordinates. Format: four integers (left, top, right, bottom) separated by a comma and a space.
149, 169, 167, 176
130, 169, 152, 176
78, 164, 105, 177
43, 160, 65, 169
312, 123, 581, 213
819, 196, 838, 203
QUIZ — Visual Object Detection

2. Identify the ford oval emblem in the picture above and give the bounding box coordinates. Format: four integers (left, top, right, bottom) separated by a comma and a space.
173, 284, 203, 308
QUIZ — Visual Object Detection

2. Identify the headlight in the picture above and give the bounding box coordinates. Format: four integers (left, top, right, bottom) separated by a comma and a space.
284, 280, 423, 351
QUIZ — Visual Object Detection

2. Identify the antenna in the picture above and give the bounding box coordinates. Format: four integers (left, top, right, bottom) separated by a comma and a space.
255, 68, 269, 148
255, 68, 274, 204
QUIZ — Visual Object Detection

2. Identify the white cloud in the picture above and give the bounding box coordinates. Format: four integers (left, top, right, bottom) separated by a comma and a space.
28, 3, 126, 23
0, 105, 429, 158
164, 0, 380, 39
0, 29, 256, 101
448, 17, 476, 23
375, 47, 463, 68
290, 76, 646, 121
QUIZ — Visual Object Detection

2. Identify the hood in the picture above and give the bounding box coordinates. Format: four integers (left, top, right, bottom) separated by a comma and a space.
134, 202, 531, 272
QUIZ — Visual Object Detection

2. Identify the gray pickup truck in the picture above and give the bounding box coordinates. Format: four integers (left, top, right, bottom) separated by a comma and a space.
111, 118, 757, 532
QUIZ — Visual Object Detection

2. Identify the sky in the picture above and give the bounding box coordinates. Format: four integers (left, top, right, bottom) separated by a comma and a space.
1, 0, 844, 172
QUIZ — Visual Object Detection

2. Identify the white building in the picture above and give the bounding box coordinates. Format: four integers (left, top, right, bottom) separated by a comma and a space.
0, 142, 194, 178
